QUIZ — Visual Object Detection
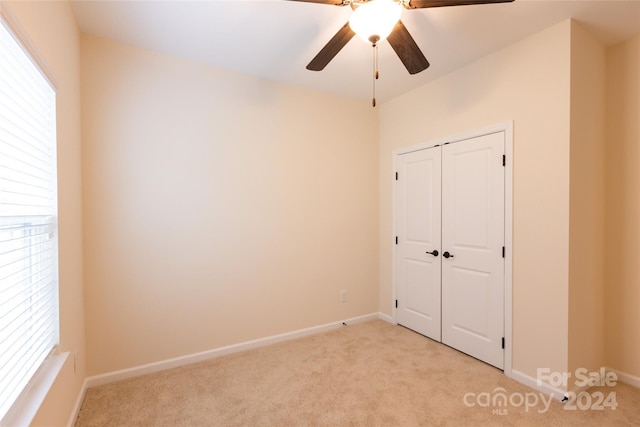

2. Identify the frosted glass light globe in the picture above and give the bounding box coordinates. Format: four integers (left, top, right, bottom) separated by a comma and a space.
349, 0, 402, 44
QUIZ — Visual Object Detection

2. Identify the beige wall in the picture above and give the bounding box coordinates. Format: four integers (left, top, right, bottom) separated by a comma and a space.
80, 35, 380, 375
605, 34, 640, 379
567, 22, 606, 381
379, 20, 573, 381
2, 0, 86, 425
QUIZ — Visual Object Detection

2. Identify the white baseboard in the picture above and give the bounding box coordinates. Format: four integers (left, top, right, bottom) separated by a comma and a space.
607, 367, 640, 389
565, 369, 606, 396
509, 366, 640, 405
84, 312, 380, 389
377, 312, 394, 324
66, 378, 88, 427
509, 369, 567, 401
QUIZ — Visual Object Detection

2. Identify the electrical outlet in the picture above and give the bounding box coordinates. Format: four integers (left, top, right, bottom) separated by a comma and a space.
340, 290, 348, 303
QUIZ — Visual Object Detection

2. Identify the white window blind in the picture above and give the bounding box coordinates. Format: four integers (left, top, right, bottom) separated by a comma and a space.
0, 19, 59, 423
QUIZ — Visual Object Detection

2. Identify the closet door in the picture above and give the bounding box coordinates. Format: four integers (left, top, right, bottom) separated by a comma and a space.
395, 147, 442, 341
441, 132, 505, 369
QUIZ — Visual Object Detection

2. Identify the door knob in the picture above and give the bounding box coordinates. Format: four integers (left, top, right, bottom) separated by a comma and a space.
443, 251, 454, 259
425, 250, 439, 257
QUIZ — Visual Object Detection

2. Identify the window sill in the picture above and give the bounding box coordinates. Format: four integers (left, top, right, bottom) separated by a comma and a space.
1, 352, 68, 427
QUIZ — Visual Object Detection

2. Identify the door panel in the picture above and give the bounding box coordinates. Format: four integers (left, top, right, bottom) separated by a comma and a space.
441, 132, 505, 369
449, 267, 491, 339
395, 148, 441, 340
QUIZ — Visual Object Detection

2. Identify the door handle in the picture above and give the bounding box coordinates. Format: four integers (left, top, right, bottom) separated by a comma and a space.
443, 251, 454, 259
425, 250, 439, 257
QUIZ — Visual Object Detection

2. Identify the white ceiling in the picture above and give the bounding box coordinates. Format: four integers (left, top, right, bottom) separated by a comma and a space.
70, 0, 640, 104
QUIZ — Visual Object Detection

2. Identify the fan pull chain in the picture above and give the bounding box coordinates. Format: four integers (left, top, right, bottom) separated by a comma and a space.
372, 43, 379, 107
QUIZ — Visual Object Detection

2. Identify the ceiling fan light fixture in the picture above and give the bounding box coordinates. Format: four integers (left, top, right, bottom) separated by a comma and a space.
349, 0, 402, 44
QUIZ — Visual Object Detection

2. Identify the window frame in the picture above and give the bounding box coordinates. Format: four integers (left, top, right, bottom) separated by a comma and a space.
0, 7, 68, 427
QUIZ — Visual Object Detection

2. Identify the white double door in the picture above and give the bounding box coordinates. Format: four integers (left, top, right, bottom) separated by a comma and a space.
395, 132, 505, 369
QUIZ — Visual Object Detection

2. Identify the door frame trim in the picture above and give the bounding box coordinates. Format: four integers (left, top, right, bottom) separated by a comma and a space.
391, 121, 514, 378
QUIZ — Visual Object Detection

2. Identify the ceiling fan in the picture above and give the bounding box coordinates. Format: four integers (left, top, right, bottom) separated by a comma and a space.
290, 0, 515, 75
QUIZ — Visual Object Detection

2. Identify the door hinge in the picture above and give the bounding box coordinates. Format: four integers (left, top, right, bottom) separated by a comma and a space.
502, 155, 505, 166
395, 299, 398, 308
395, 172, 398, 181
502, 246, 505, 258
502, 337, 505, 349
395, 236, 398, 245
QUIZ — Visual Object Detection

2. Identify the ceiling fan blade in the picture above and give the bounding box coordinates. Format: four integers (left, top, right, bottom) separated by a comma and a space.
387, 20, 429, 75
306, 22, 355, 71
287, 0, 346, 5
406, 0, 514, 8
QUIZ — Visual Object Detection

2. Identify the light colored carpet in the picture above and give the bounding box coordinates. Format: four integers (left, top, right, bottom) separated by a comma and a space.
74, 320, 640, 426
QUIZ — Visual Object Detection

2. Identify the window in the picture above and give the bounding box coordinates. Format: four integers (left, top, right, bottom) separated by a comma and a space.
0, 18, 60, 423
